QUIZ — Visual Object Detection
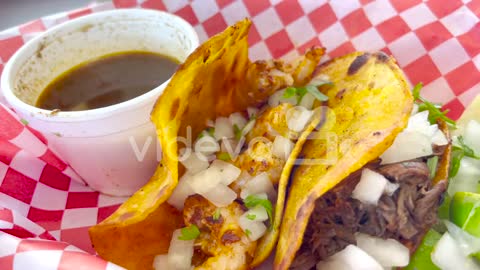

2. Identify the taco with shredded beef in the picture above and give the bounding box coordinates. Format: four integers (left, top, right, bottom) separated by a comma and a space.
275, 52, 452, 270
89, 19, 329, 270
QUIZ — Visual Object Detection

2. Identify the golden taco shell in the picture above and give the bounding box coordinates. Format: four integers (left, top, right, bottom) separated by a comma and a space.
275, 51, 416, 269
90, 18, 325, 270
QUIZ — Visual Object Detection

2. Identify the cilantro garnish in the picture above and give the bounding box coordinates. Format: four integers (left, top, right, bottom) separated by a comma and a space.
178, 225, 200, 240
283, 83, 330, 104
233, 124, 242, 140
244, 195, 273, 225
450, 136, 480, 178
283, 87, 297, 99
217, 152, 231, 161
412, 83, 456, 127
20, 118, 29, 125
207, 127, 215, 137
212, 209, 221, 221
235, 118, 256, 140
427, 156, 439, 178
454, 136, 480, 159
245, 229, 252, 237
246, 214, 256, 220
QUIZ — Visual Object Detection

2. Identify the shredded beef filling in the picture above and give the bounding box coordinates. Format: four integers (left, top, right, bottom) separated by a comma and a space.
291, 159, 447, 270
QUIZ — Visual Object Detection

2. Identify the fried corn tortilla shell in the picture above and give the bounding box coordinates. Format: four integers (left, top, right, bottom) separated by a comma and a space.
89, 18, 325, 270
275, 51, 416, 270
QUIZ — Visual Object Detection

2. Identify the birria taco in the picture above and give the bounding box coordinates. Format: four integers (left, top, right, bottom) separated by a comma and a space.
89, 19, 329, 270
275, 52, 452, 270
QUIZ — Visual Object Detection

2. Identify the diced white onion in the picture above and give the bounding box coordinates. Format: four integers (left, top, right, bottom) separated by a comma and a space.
311, 74, 330, 84
431, 129, 448, 146
431, 232, 479, 270
220, 138, 242, 159
355, 233, 410, 267
167, 230, 194, 270
380, 131, 432, 164
299, 92, 315, 110
214, 117, 235, 140
406, 111, 437, 137
240, 173, 276, 200
242, 119, 256, 137
445, 220, 480, 256
268, 89, 297, 107
286, 106, 313, 132
247, 107, 259, 118
206, 119, 215, 127
242, 206, 269, 222
380, 110, 452, 164
448, 156, 480, 196
195, 135, 220, 156
235, 171, 252, 189
168, 174, 195, 210
239, 215, 267, 241
352, 169, 388, 205
209, 160, 241, 186
188, 167, 222, 194
272, 135, 295, 160
316, 245, 383, 270
384, 181, 399, 196
229, 112, 248, 130
180, 152, 209, 174
201, 184, 237, 207
153, 254, 169, 270
464, 120, 480, 154
411, 103, 419, 115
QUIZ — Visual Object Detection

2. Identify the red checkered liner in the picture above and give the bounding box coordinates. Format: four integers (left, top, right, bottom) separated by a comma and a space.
0, 0, 479, 269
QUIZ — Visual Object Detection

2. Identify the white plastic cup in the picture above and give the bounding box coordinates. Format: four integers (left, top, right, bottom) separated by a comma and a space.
1, 9, 199, 196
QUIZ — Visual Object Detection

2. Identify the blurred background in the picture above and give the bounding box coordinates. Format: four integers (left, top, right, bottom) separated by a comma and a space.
0, 0, 97, 29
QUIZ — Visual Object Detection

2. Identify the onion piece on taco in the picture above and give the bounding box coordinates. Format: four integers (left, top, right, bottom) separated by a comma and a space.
275, 51, 452, 270
89, 18, 327, 270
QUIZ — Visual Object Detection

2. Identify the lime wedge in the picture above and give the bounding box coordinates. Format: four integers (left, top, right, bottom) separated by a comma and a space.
405, 229, 441, 270
450, 191, 480, 261
450, 192, 480, 237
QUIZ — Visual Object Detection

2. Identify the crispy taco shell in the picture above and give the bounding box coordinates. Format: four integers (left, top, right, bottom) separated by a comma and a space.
275, 51, 417, 269
90, 19, 324, 269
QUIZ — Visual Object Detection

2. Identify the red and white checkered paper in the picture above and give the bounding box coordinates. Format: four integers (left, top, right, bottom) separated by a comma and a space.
0, 0, 479, 269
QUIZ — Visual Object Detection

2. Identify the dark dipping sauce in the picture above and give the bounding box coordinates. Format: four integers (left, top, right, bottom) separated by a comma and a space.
36, 51, 178, 111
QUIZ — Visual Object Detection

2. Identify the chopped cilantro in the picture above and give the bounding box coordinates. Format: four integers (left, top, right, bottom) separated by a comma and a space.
233, 124, 242, 140
283, 87, 297, 99
427, 156, 439, 178
246, 214, 256, 220
244, 195, 273, 225
412, 83, 456, 127
178, 225, 200, 240
212, 209, 221, 221
245, 229, 252, 237
197, 132, 205, 139
305, 85, 329, 102
217, 152, 231, 161
450, 136, 480, 178
20, 118, 29, 125
235, 118, 256, 140
282, 81, 330, 104
454, 136, 480, 159
207, 127, 215, 137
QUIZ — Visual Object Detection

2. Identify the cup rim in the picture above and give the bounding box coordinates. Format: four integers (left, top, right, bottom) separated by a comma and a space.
0, 9, 199, 123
